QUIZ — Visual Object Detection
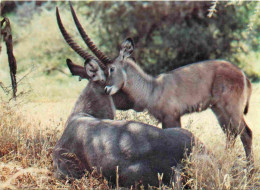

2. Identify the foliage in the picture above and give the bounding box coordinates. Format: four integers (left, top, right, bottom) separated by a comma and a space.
229, 2, 260, 81
84, 1, 259, 77
1, 1, 101, 75
0, 1, 259, 80
0, 1, 101, 100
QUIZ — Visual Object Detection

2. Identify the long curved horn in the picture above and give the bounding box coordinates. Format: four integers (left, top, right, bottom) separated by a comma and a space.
69, 2, 112, 64
56, 7, 106, 70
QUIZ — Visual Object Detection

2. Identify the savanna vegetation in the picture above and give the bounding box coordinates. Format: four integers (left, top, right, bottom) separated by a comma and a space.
0, 1, 259, 189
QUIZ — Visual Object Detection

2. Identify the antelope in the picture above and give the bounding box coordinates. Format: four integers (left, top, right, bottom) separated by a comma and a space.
105, 38, 254, 164
54, 7, 201, 187
57, 4, 253, 164
52, 58, 198, 187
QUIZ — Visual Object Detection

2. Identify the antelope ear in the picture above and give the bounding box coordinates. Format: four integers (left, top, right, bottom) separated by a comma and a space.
85, 59, 98, 78
85, 59, 105, 82
66, 59, 89, 80
119, 37, 134, 60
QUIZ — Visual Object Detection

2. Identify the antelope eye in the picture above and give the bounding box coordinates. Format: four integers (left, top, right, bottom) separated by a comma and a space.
110, 67, 115, 73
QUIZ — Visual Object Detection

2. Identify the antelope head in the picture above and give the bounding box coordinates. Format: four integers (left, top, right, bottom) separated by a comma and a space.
104, 38, 134, 95
57, 4, 134, 94
56, 4, 111, 80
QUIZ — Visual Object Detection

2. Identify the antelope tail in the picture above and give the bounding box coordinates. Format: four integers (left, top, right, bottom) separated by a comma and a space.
244, 77, 252, 115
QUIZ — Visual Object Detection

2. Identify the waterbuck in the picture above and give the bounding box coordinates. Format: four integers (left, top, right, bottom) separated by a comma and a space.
104, 38, 253, 164
58, 4, 253, 164
52, 58, 197, 187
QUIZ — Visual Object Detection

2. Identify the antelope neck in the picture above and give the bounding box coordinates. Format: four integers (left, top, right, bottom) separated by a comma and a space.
123, 61, 156, 106
68, 82, 110, 121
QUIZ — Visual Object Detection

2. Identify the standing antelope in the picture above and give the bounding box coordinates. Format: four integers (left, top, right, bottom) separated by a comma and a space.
54, 8, 199, 187
53, 57, 197, 187
104, 38, 253, 164
58, 4, 253, 164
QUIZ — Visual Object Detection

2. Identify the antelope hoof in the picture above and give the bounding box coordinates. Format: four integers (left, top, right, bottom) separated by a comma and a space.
104, 86, 119, 95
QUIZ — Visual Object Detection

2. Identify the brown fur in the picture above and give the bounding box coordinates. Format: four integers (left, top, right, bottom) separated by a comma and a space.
104, 39, 253, 165
56, 5, 254, 166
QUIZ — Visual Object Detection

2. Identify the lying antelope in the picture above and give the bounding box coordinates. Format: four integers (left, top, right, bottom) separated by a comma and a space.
57, 4, 253, 164
52, 57, 197, 187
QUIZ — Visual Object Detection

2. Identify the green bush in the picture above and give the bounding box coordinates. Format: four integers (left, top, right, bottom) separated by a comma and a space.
89, 1, 259, 77
1, 1, 259, 80
1, 2, 102, 75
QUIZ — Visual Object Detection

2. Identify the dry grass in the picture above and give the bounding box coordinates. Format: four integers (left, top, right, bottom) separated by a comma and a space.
0, 82, 259, 189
